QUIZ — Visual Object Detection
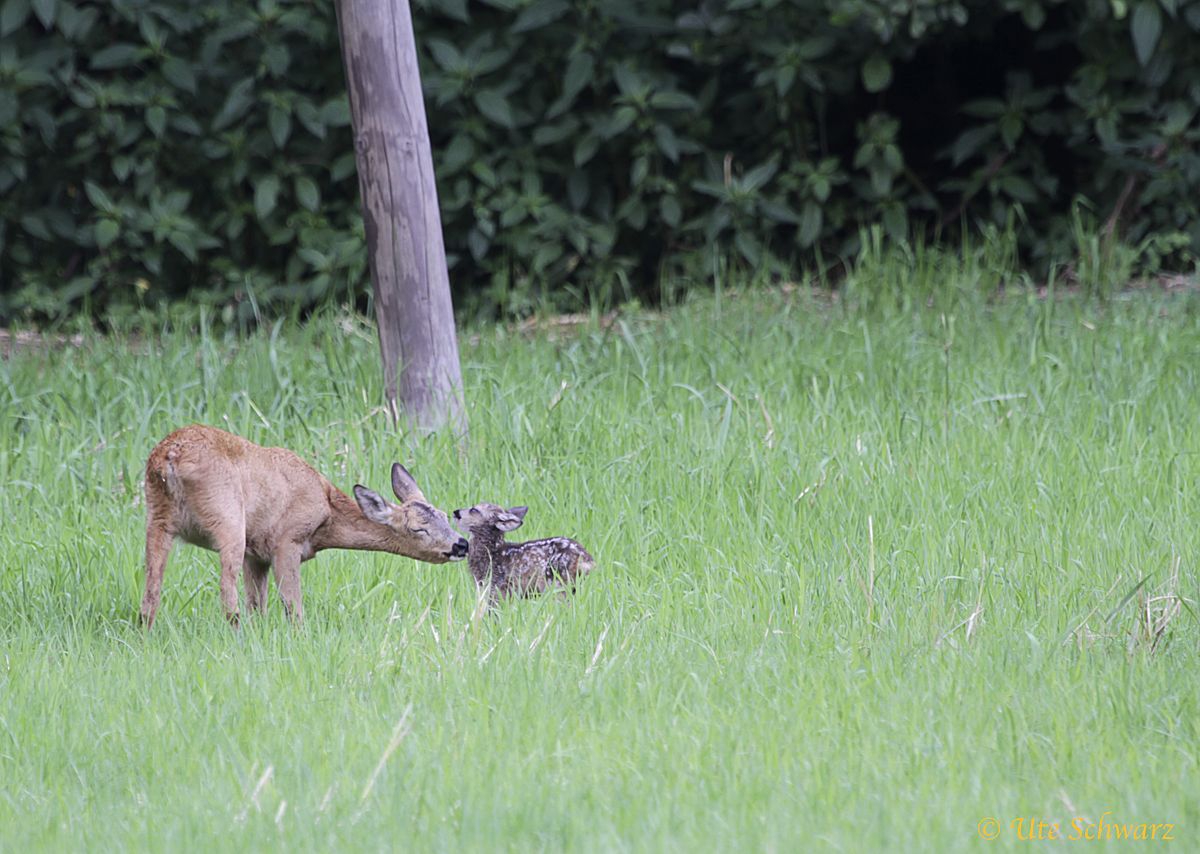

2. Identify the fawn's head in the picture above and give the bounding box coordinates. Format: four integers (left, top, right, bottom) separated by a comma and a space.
353, 463, 468, 562
452, 502, 529, 537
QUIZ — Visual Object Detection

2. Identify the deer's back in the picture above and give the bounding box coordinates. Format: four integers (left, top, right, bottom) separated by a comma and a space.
145, 425, 333, 553
496, 537, 594, 595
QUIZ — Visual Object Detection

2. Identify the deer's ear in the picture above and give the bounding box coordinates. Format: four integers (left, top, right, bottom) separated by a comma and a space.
354, 485, 393, 524
391, 463, 424, 502
495, 507, 527, 532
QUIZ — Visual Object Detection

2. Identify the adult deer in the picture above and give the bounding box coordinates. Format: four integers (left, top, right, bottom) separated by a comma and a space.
140, 425, 468, 627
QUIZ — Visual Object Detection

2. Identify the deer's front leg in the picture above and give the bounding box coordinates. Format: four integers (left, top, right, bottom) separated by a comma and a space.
271, 543, 304, 623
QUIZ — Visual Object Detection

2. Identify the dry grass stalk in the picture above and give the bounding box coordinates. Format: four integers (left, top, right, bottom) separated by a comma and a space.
360, 704, 414, 804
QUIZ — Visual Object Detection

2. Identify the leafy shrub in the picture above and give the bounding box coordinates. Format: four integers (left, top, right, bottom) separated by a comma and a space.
1, 0, 1198, 321
0, 0, 361, 322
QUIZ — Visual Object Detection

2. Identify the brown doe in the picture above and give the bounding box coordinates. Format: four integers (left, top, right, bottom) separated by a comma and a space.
141, 424, 468, 627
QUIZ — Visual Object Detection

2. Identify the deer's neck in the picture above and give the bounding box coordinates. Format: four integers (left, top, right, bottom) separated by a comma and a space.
466, 530, 508, 581
311, 489, 405, 554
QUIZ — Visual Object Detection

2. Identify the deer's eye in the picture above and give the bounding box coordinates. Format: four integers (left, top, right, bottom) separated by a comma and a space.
411, 527, 429, 536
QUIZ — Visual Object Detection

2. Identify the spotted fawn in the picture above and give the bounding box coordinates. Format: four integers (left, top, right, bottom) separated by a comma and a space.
452, 503, 594, 605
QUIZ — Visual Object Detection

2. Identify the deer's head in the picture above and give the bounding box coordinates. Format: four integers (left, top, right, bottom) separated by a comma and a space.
451, 502, 529, 537
353, 463, 468, 562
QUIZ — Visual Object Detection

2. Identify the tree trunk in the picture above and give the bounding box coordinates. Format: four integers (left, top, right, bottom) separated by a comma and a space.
335, 0, 466, 435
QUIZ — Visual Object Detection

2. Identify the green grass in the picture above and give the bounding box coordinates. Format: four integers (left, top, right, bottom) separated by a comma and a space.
1, 280, 1198, 852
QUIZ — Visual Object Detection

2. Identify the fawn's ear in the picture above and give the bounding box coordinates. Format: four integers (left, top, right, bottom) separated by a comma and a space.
391, 463, 425, 502
354, 485, 393, 524
496, 506, 528, 532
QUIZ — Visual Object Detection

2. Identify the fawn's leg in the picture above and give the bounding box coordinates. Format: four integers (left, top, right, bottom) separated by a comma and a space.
271, 543, 304, 623
244, 557, 270, 614
141, 517, 175, 628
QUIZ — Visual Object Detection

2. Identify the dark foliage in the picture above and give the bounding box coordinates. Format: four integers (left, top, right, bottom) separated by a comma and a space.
1, 0, 1197, 320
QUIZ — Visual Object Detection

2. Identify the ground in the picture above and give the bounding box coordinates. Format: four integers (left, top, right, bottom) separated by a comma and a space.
0, 281, 1197, 851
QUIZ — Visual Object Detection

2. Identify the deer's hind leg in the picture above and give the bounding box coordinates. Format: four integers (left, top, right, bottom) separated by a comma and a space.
214, 524, 247, 627
141, 513, 175, 629
244, 557, 270, 614
271, 542, 304, 623
182, 483, 247, 628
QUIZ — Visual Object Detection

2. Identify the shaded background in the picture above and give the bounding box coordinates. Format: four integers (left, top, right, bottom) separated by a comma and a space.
1, 0, 1197, 321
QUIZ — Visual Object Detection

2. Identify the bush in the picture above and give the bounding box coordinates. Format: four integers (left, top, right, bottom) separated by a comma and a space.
2, 0, 1198, 321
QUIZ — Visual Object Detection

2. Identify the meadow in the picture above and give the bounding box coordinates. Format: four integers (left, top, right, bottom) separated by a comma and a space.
1, 270, 1198, 851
